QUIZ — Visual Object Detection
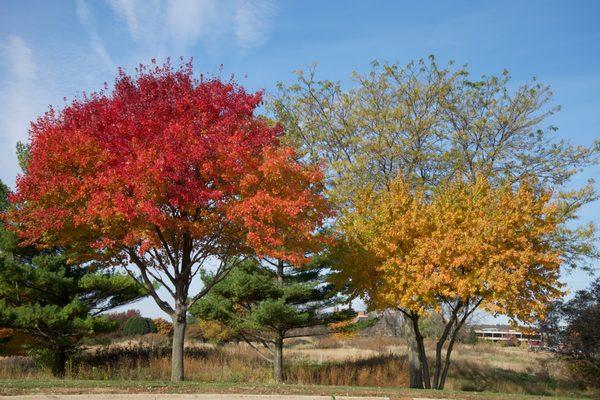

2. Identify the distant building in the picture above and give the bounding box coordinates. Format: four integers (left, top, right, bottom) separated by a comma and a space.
473, 326, 541, 346
353, 311, 370, 322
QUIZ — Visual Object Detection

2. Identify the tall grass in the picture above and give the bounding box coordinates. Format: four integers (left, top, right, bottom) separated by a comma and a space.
288, 354, 408, 387
0, 342, 408, 387
0, 356, 43, 379
0, 336, 596, 397
71, 344, 269, 382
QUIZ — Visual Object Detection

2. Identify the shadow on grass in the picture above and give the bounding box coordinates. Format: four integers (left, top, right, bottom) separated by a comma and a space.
287, 353, 409, 387
449, 359, 588, 396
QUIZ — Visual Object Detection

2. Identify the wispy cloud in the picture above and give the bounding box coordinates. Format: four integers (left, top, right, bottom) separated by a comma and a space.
102, 0, 276, 55
3, 36, 36, 81
234, 0, 276, 50
0, 36, 40, 185
76, 0, 115, 70
166, 0, 219, 51
0, 1, 278, 187
106, 0, 141, 41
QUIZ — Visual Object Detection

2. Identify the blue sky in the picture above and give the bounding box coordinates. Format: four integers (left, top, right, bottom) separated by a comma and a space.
1, 0, 599, 317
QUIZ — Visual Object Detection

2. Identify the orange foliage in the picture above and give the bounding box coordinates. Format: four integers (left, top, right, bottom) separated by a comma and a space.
0, 328, 32, 356
341, 175, 563, 323
328, 320, 358, 340
152, 318, 173, 337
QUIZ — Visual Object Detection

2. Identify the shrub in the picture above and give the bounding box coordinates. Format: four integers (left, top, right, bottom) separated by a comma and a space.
566, 359, 600, 387
287, 354, 408, 387
502, 335, 520, 347
187, 320, 234, 344
105, 309, 141, 333
152, 318, 173, 337
122, 316, 157, 336
461, 328, 478, 344
0, 328, 34, 356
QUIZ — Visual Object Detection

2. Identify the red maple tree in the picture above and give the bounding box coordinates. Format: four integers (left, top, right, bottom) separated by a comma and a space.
10, 60, 330, 381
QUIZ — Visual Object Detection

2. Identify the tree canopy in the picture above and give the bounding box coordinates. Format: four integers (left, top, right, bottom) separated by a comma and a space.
8, 60, 330, 381
339, 174, 563, 388
271, 57, 598, 269
271, 57, 598, 388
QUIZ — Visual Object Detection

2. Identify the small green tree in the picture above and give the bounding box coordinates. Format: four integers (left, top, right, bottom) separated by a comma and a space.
462, 328, 478, 345
0, 181, 146, 377
122, 316, 158, 336
190, 258, 355, 382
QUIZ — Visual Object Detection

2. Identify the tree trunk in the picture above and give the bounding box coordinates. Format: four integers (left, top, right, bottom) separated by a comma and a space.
273, 261, 285, 383
410, 315, 431, 389
52, 345, 67, 378
171, 308, 187, 382
276, 260, 284, 282
438, 336, 456, 390
273, 335, 284, 383
404, 316, 423, 388
438, 317, 467, 389
432, 309, 458, 389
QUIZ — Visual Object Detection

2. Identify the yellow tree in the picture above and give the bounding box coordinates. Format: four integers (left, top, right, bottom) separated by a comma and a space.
272, 58, 598, 387
340, 175, 563, 389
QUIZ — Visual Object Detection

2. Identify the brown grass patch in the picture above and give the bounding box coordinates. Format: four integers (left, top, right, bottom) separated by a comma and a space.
0, 336, 597, 398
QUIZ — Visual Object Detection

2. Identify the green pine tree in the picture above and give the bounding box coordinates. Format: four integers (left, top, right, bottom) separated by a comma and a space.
190, 258, 356, 382
0, 180, 147, 377
122, 316, 158, 336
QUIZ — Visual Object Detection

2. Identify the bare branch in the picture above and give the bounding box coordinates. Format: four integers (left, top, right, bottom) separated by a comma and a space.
240, 334, 273, 363
125, 247, 174, 315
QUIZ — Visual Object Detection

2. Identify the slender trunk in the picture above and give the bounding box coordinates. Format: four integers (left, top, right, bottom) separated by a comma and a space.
171, 307, 187, 382
404, 316, 423, 388
432, 341, 443, 389
439, 315, 468, 389
52, 345, 67, 378
438, 334, 457, 389
273, 334, 284, 383
432, 309, 459, 389
410, 315, 431, 389
274, 261, 285, 382
276, 260, 284, 282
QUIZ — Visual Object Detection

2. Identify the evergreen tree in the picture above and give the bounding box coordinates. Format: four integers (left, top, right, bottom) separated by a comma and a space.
0, 181, 146, 377
122, 316, 158, 336
190, 258, 356, 382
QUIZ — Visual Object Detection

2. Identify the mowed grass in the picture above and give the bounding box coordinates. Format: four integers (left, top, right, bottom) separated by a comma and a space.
0, 379, 594, 400
0, 335, 597, 398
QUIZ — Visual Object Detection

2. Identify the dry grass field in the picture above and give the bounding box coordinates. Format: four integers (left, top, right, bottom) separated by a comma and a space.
0, 335, 596, 398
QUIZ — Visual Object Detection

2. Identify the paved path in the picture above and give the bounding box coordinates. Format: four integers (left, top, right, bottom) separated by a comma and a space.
0, 395, 390, 400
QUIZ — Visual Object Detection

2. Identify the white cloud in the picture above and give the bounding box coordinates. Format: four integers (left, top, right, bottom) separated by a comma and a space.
4, 35, 36, 81
106, 0, 141, 41
167, 0, 218, 48
234, 0, 276, 49
76, 0, 115, 70
102, 0, 276, 54
0, 36, 39, 186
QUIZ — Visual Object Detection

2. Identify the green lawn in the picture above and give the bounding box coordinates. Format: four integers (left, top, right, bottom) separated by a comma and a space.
0, 379, 595, 400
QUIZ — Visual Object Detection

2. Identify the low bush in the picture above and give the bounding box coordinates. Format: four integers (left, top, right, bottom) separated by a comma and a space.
0, 356, 40, 379
122, 316, 158, 336
0, 329, 33, 356
187, 320, 235, 344
105, 310, 141, 333
152, 318, 173, 337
